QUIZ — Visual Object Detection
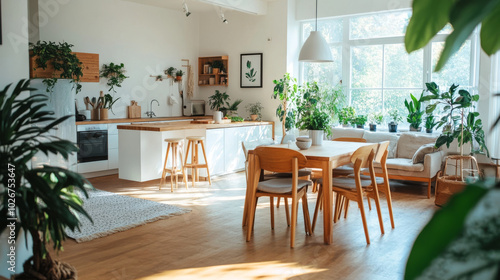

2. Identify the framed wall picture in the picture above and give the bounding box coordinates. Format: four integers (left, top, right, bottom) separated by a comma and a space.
240, 53, 262, 88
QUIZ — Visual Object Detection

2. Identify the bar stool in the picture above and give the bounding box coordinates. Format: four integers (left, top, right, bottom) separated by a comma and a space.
160, 138, 188, 192
184, 136, 211, 186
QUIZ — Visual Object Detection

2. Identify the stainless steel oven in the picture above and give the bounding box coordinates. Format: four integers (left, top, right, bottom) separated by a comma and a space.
77, 124, 108, 163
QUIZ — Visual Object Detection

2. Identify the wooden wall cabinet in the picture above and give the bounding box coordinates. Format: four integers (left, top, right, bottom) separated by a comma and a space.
29, 52, 100, 82
198, 55, 228, 87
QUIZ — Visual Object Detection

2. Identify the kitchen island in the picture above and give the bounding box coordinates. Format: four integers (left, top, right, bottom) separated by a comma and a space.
118, 120, 274, 182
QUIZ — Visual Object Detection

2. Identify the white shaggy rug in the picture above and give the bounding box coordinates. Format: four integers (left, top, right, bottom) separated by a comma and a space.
66, 189, 190, 242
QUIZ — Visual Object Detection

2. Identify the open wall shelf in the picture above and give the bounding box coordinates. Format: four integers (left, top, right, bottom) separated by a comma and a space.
198, 55, 228, 87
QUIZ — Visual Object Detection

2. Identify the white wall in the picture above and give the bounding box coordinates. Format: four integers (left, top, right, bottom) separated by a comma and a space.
0, 0, 29, 87
37, 0, 200, 119
197, 0, 288, 128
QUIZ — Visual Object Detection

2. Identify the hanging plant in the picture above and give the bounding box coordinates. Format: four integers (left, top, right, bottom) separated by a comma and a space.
30, 41, 84, 94
99, 62, 129, 93
165, 67, 176, 78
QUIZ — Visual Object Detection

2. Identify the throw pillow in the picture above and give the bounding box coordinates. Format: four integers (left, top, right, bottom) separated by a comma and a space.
412, 143, 437, 164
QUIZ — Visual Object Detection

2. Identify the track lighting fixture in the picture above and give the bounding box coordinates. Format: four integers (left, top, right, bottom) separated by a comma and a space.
183, 1, 191, 17
219, 7, 228, 24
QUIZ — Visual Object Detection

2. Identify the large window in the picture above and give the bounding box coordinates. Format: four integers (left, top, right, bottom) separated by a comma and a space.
300, 10, 479, 129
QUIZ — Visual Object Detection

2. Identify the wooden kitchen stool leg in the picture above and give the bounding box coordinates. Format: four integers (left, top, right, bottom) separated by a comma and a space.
160, 138, 185, 192
184, 136, 211, 187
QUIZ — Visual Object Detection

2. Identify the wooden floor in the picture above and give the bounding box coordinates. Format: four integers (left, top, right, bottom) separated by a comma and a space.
55, 172, 438, 280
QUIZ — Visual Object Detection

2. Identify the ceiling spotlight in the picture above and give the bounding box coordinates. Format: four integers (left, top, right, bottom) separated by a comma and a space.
219, 7, 228, 24
183, 1, 191, 17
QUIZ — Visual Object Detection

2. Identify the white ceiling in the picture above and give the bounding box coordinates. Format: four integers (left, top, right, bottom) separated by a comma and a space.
121, 0, 274, 15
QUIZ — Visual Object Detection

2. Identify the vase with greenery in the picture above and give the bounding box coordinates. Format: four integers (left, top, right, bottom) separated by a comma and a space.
99, 62, 128, 93
98, 93, 121, 119
353, 115, 368, 129
338, 106, 356, 127
272, 73, 299, 143
388, 109, 402, 132
404, 92, 424, 131
246, 102, 263, 121
212, 60, 224, 74
30, 41, 84, 94
0, 80, 93, 279
165, 67, 176, 78
424, 114, 436, 134
369, 111, 384, 131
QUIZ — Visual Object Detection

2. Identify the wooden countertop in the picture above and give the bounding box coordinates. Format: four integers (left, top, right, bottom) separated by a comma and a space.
117, 121, 274, 132
75, 116, 212, 125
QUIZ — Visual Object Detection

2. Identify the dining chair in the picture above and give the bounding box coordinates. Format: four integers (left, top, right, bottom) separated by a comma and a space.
312, 143, 383, 245
246, 147, 312, 248
332, 137, 367, 177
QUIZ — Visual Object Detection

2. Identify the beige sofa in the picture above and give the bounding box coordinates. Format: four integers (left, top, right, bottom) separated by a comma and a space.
330, 128, 445, 198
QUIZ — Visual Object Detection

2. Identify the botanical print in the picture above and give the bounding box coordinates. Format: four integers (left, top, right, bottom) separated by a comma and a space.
245, 60, 257, 82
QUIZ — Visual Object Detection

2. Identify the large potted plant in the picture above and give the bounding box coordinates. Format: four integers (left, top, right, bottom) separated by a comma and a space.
296, 81, 331, 145
272, 73, 299, 143
298, 110, 331, 146
338, 106, 356, 127
404, 92, 424, 131
0, 80, 92, 280
208, 90, 229, 123
30, 41, 83, 94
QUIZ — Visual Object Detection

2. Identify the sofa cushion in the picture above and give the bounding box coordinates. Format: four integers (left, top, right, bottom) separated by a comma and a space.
382, 158, 425, 172
396, 133, 437, 159
331, 127, 365, 139
362, 131, 399, 158
412, 143, 437, 164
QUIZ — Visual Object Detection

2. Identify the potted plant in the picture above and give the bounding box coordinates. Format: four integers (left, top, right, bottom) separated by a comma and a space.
404, 92, 424, 131
165, 67, 176, 78
338, 106, 356, 127
98, 93, 121, 120
353, 114, 368, 129
212, 60, 224, 74
272, 73, 299, 143
175, 70, 184, 81
225, 99, 243, 117
298, 110, 331, 146
246, 102, 263, 121
424, 114, 436, 133
369, 111, 384, 131
99, 62, 128, 93
0, 80, 92, 279
30, 41, 84, 94
388, 108, 403, 132
296, 82, 332, 145
208, 90, 229, 123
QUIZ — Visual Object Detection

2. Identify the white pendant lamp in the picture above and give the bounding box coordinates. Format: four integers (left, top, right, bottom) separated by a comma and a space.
298, 0, 333, 62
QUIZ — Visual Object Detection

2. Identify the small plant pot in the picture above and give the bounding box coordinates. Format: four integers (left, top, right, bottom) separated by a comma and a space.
99, 108, 109, 120
250, 114, 258, 121
409, 126, 422, 132
426, 128, 433, 133
213, 68, 220, 74
388, 124, 398, 133
369, 124, 377, 131
176, 76, 182, 81
356, 125, 364, 129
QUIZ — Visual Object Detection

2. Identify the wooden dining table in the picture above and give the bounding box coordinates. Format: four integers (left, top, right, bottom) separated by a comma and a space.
245, 140, 370, 245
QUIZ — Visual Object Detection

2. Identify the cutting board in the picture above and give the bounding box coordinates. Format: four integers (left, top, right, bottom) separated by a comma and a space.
191, 120, 215, 124
219, 119, 232, 124
128, 101, 141, 119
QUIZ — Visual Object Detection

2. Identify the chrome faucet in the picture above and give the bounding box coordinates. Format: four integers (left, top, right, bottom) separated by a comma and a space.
146, 99, 159, 118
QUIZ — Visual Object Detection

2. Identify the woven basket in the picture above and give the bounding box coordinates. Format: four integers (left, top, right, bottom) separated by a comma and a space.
435, 175, 466, 206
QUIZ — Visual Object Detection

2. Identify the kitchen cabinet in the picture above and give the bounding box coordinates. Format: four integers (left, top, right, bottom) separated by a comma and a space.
198, 56, 228, 86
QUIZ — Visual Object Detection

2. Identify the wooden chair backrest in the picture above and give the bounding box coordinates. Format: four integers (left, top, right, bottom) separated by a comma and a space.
374, 141, 390, 163
254, 147, 307, 173
350, 144, 377, 170
333, 137, 367, 143
241, 138, 275, 160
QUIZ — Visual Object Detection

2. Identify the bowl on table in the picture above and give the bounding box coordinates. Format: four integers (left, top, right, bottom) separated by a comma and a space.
295, 137, 312, 150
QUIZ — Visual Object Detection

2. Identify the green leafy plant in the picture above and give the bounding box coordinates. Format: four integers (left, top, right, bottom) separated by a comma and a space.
245, 60, 257, 82
338, 106, 356, 125
321, 82, 346, 123
99, 62, 128, 93
353, 115, 368, 126
246, 102, 263, 116
212, 60, 224, 72
422, 82, 488, 156
0, 80, 93, 279
295, 82, 333, 135
228, 116, 244, 122
226, 99, 243, 111
388, 108, 403, 124
298, 110, 331, 132
165, 67, 176, 77
424, 114, 437, 130
208, 90, 229, 111
369, 111, 384, 125
176, 69, 184, 77
272, 73, 299, 140
98, 93, 121, 114
30, 41, 83, 94
404, 92, 424, 129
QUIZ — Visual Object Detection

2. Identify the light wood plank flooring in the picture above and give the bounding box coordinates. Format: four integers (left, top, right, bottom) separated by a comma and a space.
54, 172, 437, 280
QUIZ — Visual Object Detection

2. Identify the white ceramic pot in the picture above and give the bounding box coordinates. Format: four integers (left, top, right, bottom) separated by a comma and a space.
214, 111, 223, 123
309, 130, 324, 146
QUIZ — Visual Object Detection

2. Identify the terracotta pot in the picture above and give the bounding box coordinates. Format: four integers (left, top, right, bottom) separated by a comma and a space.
250, 114, 258, 121
99, 108, 108, 120
176, 76, 182, 81
213, 68, 219, 74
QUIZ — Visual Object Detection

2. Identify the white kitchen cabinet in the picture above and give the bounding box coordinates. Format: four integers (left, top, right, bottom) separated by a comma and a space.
206, 129, 225, 176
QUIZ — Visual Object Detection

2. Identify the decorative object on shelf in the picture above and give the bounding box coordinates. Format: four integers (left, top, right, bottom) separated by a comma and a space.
338, 106, 356, 127
387, 108, 402, 133
298, 0, 333, 62
353, 114, 367, 129
175, 69, 184, 81
240, 53, 263, 88
246, 102, 263, 121
29, 40, 84, 94
212, 60, 224, 74
97, 90, 121, 119
203, 64, 210, 74
369, 111, 384, 131
99, 62, 128, 93
208, 90, 229, 124
0, 80, 93, 280
198, 56, 228, 86
209, 77, 215, 85
424, 114, 436, 133
165, 66, 176, 78
405, 92, 424, 132
272, 73, 298, 143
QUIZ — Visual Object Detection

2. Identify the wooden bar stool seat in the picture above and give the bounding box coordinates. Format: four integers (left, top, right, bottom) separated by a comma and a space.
184, 136, 212, 186
160, 138, 188, 192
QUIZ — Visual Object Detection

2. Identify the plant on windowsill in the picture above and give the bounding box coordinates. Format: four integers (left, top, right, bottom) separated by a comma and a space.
29, 40, 84, 94
387, 108, 403, 133
369, 111, 384, 131
424, 114, 436, 134
272, 73, 299, 143
338, 106, 356, 127
246, 102, 263, 121
353, 114, 368, 129
0, 80, 93, 280
99, 62, 129, 93
404, 92, 424, 132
